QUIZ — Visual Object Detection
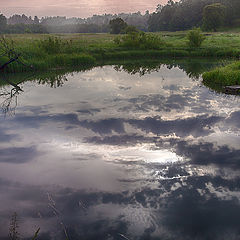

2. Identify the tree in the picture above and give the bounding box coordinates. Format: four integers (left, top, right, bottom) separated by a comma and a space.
148, 0, 240, 32
33, 16, 40, 24
0, 13, 7, 33
109, 18, 127, 34
203, 3, 226, 32
186, 28, 206, 48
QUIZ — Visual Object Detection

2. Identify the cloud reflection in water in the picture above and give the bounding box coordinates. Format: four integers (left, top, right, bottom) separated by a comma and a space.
0, 61, 240, 240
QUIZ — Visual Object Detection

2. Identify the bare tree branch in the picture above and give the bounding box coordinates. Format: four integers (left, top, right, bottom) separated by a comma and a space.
0, 75, 24, 116
0, 36, 34, 71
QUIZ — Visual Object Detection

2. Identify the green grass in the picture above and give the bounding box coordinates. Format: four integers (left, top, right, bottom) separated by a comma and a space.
203, 61, 240, 87
1, 32, 240, 73
0, 58, 226, 90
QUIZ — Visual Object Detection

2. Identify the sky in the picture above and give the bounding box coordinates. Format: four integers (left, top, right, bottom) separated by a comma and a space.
1, 0, 168, 18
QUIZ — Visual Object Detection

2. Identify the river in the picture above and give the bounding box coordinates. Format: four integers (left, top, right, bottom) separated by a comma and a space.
0, 60, 239, 240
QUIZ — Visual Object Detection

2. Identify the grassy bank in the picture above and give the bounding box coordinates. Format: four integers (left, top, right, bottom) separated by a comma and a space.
1, 32, 240, 73
203, 61, 240, 87
0, 58, 226, 89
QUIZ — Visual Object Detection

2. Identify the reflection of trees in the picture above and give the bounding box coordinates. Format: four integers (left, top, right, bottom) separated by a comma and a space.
35, 72, 69, 88
175, 60, 223, 79
114, 59, 224, 79
114, 62, 162, 76
0, 78, 23, 116
0, 71, 70, 115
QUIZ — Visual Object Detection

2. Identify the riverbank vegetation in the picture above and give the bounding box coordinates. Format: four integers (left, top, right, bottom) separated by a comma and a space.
1, 31, 240, 73
203, 61, 240, 87
0, 58, 225, 89
1, 0, 240, 87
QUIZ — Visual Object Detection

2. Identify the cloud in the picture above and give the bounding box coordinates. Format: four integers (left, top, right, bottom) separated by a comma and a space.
174, 140, 240, 168
0, 127, 18, 142
161, 177, 240, 239
118, 93, 189, 113
85, 134, 156, 145
12, 113, 80, 128
1, 165, 240, 240
226, 110, 240, 129
0, 146, 39, 163
128, 115, 222, 137
77, 108, 101, 115
80, 118, 125, 134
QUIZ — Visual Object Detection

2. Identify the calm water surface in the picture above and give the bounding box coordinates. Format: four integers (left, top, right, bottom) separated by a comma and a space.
0, 61, 240, 240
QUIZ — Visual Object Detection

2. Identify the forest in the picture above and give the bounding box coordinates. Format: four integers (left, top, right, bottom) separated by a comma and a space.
148, 0, 240, 31
1, 0, 240, 34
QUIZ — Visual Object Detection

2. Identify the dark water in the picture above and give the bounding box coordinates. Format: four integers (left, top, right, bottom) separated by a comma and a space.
0, 60, 240, 240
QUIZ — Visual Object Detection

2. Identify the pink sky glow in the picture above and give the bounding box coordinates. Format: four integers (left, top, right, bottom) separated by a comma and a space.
1, 0, 168, 18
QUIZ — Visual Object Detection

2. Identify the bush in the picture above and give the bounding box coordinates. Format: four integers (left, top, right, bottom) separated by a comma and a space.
123, 25, 139, 34
203, 61, 240, 86
186, 28, 206, 48
115, 32, 166, 50
38, 37, 66, 54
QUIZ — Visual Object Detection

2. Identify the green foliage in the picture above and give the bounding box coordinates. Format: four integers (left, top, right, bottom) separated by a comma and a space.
186, 28, 206, 48
4, 24, 48, 34
109, 18, 128, 34
148, 0, 207, 31
24, 27, 32, 33
203, 3, 226, 31
148, 0, 240, 32
51, 54, 96, 67
3, 32, 240, 74
38, 37, 61, 54
0, 13, 7, 33
123, 25, 139, 34
115, 32, 167, 50
32, 228, 40, 240
203, 61, 240, 86
38, 37, 65, 54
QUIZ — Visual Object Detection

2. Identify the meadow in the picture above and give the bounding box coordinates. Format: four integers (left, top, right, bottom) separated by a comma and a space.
1, 32, 240, 86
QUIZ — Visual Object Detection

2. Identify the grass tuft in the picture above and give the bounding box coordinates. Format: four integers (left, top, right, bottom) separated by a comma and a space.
202, 61, 240, 89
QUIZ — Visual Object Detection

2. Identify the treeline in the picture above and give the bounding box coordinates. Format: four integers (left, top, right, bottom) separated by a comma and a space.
1, 0, 240, 34
148, 0, 240, 31
0, 12, 149, 34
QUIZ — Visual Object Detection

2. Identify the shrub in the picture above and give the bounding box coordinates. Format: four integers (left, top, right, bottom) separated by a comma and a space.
38, 37, 65, 54
123, 25, 139, 34
186, 28, 206, 48
113, 36, 121, 45
203, 61, 240, 86
115, 32, 166, 50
